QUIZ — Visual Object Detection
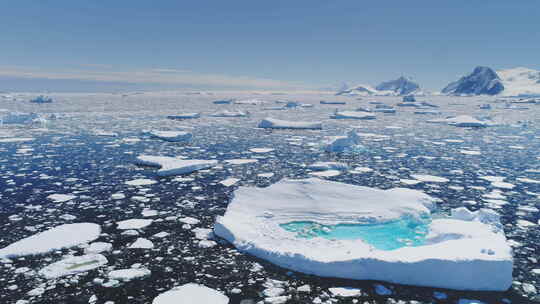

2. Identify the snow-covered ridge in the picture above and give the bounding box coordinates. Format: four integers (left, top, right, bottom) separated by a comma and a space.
336, 77, 421, 96
497, 67, 540, 97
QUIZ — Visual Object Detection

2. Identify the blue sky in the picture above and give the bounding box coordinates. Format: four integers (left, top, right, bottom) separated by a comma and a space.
1, 1, 539, 92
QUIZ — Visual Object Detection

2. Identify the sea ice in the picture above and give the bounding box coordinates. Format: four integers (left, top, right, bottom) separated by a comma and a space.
125, 178, 157, 186
47, 194, 76, 203
214, 178, 513, 290
308, 162, 348, 171
324, 130, 361, 153
330, 111, 376, 120
108, 268, 151, 281
148, 130, 193, 142
135, 155, 217, 176
152, 283, 229, 304
210, 110, 248, 117
258, 118, 322, 130
166, 113, 200, 119
116, 219, 153, 230
39, 254, 108, 279
129, 238, 154, 249
0, 223, 101, 258
445, 115, 491, 127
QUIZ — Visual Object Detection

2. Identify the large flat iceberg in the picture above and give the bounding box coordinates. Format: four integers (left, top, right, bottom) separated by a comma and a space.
135, 155, 217, 176
258, 118, 322, 130
0, 223, 101, 258
214, 178, 513, 291
148, 130, 193, 142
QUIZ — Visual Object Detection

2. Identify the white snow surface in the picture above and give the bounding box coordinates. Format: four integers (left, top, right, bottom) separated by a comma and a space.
39, 254, 108, 279
258, 118, 322, 130
0, 223, 101, 258
498, 67, 540, 96
214, 178, 513, 291
324, 130, 361, 152
148, 130, 192, 142
330, 111, 376, 120
152, 283, 229, 304
108, 268, 151, 281
135, 155, 217, 176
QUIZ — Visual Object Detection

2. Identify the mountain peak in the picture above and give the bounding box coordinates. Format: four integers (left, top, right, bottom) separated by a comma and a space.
442, 66, 504, 96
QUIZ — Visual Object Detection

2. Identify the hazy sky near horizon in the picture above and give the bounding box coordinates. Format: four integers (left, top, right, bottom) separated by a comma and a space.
1, 1, 539, 92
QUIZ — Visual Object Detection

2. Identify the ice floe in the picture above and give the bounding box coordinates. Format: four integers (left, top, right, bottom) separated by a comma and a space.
330, 111, 376, 120
148, 130, 193, 142
39, 254, 108, 279
166, 113, 200, 119
135, 155, 217, 176
214, 178, 513, 290
258, 118, 322, 130
116, 219, 153, 230
108, 268, 151, 281
0, 223, 101, 258
152, 283, 229, 304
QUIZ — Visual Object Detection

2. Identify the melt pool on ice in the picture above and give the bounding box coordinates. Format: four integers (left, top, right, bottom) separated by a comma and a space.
214, 178, 513, 291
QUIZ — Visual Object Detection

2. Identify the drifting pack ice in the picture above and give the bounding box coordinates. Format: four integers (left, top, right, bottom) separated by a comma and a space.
135, 155, 217, 176
324, 130, 362, 152
214, 178, 513, 290
148, 130, 193, 142
258, 118, 322, 130
0, 223, 101, 258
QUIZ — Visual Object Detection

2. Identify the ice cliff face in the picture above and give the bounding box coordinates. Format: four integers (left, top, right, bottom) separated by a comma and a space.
375, 76, 420, 96
442, 66, 504, 96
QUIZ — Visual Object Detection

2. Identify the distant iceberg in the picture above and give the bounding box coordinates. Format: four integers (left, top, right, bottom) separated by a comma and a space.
135, 155, 217, 176
29, 95, 53, 103
258, 118, 322, 130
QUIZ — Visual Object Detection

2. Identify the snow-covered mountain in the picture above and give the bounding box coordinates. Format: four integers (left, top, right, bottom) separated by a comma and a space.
497, 67, 540, 97
335, 84, 378, 96
336, 76, 421, 96
442, 66, 504, 96
375, 76, 420, 96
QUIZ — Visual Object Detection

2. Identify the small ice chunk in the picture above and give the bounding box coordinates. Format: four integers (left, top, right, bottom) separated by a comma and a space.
152, 283, 229, 304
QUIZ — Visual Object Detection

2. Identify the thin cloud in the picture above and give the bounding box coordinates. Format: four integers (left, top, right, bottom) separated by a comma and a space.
0, 66, 312, 90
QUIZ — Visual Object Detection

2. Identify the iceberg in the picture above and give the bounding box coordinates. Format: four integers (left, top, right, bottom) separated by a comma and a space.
214, 178, 513, 291
320, 100, 346, 105
166, 113, 200, 119
308, 162, 349, 171
135, 155, 217, 176
445, 115, 491, 127
324, 130, 361, 152
213, 98, 234, 104
330, 111, 376, 120
0, 223, 101, 258
29, 95, 53, 103
210, 110, 249, 117
234, 99, 266, 105
148, 130, 193, 142
258, 118, 322, 130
